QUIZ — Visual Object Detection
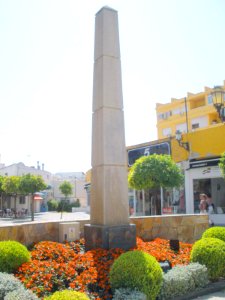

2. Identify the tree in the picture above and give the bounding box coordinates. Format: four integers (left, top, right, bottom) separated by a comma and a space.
128, 154, 184, 214
20, 174, 47, 221
219, 152, 225, 179
59, 181, 73, 219
0, 176, 4, 210
2, 176, 21, 217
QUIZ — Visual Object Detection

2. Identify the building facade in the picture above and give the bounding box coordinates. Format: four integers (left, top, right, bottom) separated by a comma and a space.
52, 172, 87, 207
155, 83, 225, 224
0, 162, 53, 213
156, 82, 225, 139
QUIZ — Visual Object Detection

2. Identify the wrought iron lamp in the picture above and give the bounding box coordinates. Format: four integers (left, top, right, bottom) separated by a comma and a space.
175, 130, 189, 151
210, 86, 225, 122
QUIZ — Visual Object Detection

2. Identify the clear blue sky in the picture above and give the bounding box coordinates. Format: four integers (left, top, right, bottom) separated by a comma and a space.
1, 0, 225, 173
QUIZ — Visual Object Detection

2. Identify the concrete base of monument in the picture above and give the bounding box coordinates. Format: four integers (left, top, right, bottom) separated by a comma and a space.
84, 223, 136, 251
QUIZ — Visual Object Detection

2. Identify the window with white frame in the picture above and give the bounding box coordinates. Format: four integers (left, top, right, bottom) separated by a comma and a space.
162, 127, 172, 137
191, 116, 207, 130
207, 95, 213, 104
157, 111, 172, 120
176, 123, 187, 133
172, 106, 186, 115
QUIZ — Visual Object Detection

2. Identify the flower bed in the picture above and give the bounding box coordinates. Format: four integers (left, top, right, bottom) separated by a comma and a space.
15, 238, 192, 299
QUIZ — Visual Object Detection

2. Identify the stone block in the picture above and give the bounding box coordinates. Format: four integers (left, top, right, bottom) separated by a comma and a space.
178, 226, 194, 243
84, 224, 136, 250
90, 166, 129, 226
93, 58, 123, 111
91, 109, 126, 166
194, 224, 209, 240
59, 222, 80, 243
94, 7, 120, 60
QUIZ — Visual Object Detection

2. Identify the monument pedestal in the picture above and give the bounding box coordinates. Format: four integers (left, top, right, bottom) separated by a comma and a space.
84, 224, 136, 251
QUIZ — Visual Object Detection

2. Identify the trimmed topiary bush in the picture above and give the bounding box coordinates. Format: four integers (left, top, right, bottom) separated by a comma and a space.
0, 241, 30, 273
202, 226, 225, 242
0, 272, 24, 299
47, 199, 58, 211
185, 262, 209, 288
158, 265, 195, 299
113, 288, 147, 300
4, 286, 39, 300
190, 237, 225, 280
110, 250, 163, 300
43, 290, 90, 300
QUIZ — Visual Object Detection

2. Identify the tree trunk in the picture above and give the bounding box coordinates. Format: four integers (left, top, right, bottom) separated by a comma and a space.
60, 197, 66, 219
14, 195, 17, 218
31, 194, 34, 221
154, 189, 162, 215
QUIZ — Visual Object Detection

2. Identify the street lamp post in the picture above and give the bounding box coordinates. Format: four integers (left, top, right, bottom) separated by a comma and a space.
211, 86, 225, 122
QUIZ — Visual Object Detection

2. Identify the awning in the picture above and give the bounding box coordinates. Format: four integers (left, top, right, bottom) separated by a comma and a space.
34, 196, 43, 200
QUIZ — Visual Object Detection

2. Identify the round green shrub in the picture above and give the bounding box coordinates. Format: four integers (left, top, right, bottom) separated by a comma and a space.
113, 288, 147, 299
185, 262, 209, 288
4, 286, 39, 300
158, 265, 195, 299
202, 226, 225, 242
110, 250, 163, 300
44, 290, 90, 300
47, 199, 58, 211
190, 237, 225, 280
0, 241, 30, 273
0, 272, 24, 299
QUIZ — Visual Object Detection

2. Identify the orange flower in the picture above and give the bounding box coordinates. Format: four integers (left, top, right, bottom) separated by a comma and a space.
14, 238, 192, 299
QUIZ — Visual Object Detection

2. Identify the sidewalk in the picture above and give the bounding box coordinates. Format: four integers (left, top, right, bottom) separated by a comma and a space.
192, 289, 225, 299
175, 280, 225, 300
0, 211, 90, 226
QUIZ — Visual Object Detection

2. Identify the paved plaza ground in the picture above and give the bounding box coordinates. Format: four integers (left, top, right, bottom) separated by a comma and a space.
0, 211, 90, 225
192, 289, 225, 299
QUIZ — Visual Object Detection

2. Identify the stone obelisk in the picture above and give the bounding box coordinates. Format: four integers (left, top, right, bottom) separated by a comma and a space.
84, 7, 136, 250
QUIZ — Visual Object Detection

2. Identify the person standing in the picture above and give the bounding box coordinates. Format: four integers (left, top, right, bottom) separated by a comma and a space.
199, 193, 207, 214
206, 192, 215, 214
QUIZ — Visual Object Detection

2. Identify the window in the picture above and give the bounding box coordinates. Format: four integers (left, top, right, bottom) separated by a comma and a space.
19, 196, 26, 204
192, 123, 199, 130
172, 106, 186, 115
176, 123, 187, 133
157, 111, 172, 120
207, 95, 213, 104
191, 116, 207, 129
162, 128, 172, 137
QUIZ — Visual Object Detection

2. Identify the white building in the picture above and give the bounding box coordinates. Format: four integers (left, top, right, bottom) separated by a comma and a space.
0, 162, 53, 213
52, 172, 87, 207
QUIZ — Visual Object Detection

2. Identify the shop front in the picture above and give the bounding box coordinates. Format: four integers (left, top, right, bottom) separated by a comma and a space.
128, 186, 186, 216
185, 158, 225, 225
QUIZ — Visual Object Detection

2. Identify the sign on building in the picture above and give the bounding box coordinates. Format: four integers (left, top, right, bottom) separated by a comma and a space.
128, 142, 171, 166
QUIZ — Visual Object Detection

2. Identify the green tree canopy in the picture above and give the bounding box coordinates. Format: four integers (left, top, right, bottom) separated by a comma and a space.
219, 152, 225, 179
20, 174, 47, 195
2, 176, 21, 217
59, 181, 73, 219
2, 176, 21, 195
0, 176, 5, 195
59, 181, 73, 199
128, 154, 184, 190
20, 173, 47, 221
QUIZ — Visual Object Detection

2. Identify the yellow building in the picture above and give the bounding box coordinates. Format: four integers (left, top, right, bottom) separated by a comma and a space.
156, 82, 225, 139
85, 83, 225, 223
127, 123, 225, 224
155, 83, 225, 224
